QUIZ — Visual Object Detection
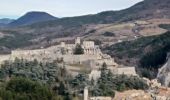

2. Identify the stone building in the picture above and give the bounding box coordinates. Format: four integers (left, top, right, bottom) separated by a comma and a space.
59, 37, 101, 55
55, 37, 117, 68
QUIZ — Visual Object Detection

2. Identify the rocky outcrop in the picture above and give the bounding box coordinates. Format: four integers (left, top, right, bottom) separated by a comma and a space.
157, 54, 170, 87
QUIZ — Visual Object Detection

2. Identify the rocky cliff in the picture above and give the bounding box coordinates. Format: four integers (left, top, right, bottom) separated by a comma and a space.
157, 54, 170, 87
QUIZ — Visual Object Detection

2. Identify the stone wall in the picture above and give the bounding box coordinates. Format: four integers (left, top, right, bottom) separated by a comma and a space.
89, 70, 101, 80
61, 54, 100, 64
117, 67, 137, 76
0, 55, 10, 65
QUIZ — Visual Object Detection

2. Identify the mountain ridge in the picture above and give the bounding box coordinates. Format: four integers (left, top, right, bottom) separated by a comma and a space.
1, 0, 170, 28
8, 11, 58, 27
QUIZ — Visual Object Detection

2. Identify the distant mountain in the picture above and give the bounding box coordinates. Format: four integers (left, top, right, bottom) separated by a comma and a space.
8, 11, 58, 27
0, 18, 14, 24
0, 18, 14, 27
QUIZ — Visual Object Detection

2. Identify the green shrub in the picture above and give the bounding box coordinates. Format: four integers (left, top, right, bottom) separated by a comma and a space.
0, 77, 52, 100
74, 44, 84, 55
102, 32, 115, 37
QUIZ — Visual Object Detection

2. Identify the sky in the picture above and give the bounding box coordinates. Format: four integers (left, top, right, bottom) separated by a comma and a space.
0, 0, 143, 19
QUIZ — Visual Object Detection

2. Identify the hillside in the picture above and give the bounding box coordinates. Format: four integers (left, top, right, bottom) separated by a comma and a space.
8, 11, 57, 27
103, 30, 170, 79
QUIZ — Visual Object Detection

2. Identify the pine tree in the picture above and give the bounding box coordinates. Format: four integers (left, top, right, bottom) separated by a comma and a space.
92, 63, 115, 97
58, 82, 66, 95
74, 44, 84, 55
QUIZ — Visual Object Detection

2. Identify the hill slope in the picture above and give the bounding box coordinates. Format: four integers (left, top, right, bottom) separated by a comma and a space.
8, 11, 58, 27
103, 30, 170, 79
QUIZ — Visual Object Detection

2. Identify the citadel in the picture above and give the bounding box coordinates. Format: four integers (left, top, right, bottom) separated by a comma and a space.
0, 37, 136, 78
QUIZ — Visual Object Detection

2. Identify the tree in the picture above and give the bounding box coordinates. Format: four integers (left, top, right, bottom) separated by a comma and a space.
117, 83, 126, 92
101, 62, 107, 71
72, 73, 89, 88
58, 81, 66, 95
71, 73, 89, 96
0, 77, 53, 100
74, 44, 84, 55
99, 62, 108, 84
90, 78, 95, 86
92, 63, 115, 97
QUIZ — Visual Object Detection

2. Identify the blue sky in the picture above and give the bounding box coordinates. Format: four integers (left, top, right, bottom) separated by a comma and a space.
0, 0, 143, 19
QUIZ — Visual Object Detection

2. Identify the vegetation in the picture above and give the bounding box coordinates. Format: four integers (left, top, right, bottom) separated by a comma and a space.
91, 63, 115, 97
71, 73, 90, 95
159, 24, 170, 30
90, 63, 148, 97
0, 58, 75, 99
102, 32, 115, 37
0, 58, 71, 84
84, 29, 96, 36
93, 39, 102, 45
0, 77, 53, 100
74, 44, 84, 55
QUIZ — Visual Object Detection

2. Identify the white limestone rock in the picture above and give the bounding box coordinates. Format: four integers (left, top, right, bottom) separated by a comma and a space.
157, 56, 170, 87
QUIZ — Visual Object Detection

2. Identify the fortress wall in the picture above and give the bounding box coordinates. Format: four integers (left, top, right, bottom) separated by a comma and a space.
62, 55, 99, 64
0, 55, 11, 65
117, 67, 137, 76
96, 59, 118, 66
82, 60, 96, 68
11, 49, 51, 59
89, 70, 101, 80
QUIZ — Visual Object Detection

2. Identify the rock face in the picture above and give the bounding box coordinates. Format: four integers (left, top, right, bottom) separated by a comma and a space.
157, 54, 170, 87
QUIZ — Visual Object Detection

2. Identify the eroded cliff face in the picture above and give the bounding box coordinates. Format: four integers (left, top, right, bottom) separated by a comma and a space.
157, 56, 170, 87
